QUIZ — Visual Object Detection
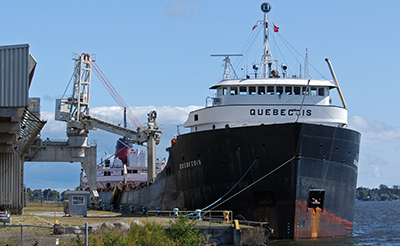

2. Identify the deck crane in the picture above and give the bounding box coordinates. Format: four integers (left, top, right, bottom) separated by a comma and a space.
55, 53, 163, 208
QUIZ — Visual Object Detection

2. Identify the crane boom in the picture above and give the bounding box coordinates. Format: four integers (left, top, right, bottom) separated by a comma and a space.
54, 53, 164, 206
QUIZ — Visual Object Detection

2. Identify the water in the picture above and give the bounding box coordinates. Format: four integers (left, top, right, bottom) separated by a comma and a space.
270, 201, 400, 245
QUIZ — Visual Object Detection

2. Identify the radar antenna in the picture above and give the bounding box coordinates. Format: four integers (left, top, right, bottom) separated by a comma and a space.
211, 54, 243, 80
261, 1, 273, 78
304, 48, 310, 79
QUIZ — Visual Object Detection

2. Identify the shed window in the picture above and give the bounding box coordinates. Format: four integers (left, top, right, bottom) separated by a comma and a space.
72, 196, 84, 205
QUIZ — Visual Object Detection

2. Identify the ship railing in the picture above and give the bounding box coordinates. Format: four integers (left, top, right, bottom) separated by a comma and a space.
146, 209, 233, 226
205, 96, 220, 107
176, 124, 190, 135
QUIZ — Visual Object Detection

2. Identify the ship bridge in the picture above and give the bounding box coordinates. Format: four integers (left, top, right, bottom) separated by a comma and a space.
184, 62, 349, 132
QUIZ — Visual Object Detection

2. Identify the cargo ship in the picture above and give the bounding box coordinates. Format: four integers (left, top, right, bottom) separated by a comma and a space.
80, 138, 166, 191
96, 2, 361, 239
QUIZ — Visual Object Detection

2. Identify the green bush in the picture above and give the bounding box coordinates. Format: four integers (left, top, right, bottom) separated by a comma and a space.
0, 241, 18, 246
168, 216, 206, 246
64, 217, 207, 246
101, 229, 126, 246
128, 222, 171, 246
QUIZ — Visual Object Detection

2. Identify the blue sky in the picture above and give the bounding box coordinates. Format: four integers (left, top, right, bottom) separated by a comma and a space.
3, 0, 400, 191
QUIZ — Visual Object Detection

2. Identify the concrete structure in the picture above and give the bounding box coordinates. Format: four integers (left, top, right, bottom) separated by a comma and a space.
0, 44, 46, 214
1, 48, 162, 214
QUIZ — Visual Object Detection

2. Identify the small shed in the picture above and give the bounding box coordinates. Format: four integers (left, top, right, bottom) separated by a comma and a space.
64, 191, 89, 217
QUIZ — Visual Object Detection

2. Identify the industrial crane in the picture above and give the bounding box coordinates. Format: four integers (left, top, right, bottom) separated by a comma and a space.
26, 53, 163, 209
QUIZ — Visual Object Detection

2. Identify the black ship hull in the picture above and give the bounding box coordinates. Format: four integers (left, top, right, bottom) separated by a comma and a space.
101, 122, 360, 239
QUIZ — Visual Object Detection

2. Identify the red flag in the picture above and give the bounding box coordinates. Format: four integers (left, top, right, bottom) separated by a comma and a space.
252, 24, 258, 31
274, 24, 279, 32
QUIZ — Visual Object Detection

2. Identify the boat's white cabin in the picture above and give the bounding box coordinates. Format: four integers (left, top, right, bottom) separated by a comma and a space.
211, 78, 335, 106
184, 77, 348, 132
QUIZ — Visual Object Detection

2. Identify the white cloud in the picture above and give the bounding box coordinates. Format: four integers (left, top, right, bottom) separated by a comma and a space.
165, 0, 204, 19
39, 105, 201, 140
91, 105, 201, 126
371, 165, 381, 178
40, 111, 66, 139
28, 105, 201, 190
348, 115, 400, 144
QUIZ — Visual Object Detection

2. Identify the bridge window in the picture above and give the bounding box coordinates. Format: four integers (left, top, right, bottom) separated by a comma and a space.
276, 86, 283, 95
258, 86, 265, 95
310, 87, 317, 96
217, 88, 222, 96
230, 87, 237, 95
302, 87, 309, 95
239, 87, 247, 95
267, 86, 274, 95
285, 86, 292, 95
318, 88, 325, 96
217, 87, 228, 96
249, 86, 256, 95
294, 86, 301, 95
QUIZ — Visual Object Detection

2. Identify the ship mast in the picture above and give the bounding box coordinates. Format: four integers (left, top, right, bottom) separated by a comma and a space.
261, 1, 273, 78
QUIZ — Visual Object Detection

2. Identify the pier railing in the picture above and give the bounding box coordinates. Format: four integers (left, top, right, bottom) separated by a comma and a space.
146, 209, 233, 226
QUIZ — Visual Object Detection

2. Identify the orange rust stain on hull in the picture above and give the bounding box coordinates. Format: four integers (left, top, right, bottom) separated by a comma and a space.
294, 200, 353, 239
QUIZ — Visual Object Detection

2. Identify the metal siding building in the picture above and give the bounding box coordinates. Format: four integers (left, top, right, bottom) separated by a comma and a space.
0, 152, 24, 214
0, 44, 39, 214
0, 44, 36, 107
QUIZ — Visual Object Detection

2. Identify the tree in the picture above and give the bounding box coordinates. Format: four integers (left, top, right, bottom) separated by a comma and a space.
356, 187, 369, 201
42, 188, 60, 202
390, 194, 399, 201
380, 194, 390, 201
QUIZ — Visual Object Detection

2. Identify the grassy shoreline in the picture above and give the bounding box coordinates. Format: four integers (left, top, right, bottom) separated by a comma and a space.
0, 206, 220, 245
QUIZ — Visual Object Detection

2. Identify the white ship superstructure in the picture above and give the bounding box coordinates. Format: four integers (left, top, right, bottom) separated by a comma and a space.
80, 148, 165, 191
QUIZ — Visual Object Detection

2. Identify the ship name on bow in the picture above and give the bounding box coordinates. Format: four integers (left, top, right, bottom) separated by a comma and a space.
250, 108, 312, 116
179, 159, 202, 170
